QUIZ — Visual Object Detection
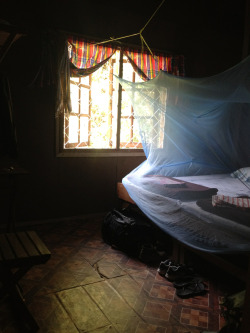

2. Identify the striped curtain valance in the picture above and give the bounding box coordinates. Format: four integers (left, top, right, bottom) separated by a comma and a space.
123, 49, 185, 80
67, 37, 185, 79
68, 37, 117, 69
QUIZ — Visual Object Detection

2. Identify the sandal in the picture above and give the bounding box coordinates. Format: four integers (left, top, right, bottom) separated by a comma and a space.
173, 276, 202, 288
165, 264, 195, 281
157, 259, 178, 277
176, 281, 207, 298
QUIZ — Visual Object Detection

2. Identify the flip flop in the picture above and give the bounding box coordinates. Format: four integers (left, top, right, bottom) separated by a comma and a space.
157, 259, 179, 276
173, 276, 202, 288
176, 281, 207, 298
165, 264, 195, 281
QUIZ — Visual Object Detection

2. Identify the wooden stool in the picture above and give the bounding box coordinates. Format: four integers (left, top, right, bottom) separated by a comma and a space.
0, 231, 51, 332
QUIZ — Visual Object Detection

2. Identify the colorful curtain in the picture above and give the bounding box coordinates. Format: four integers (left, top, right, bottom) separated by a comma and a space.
68, 37, 117, 76
124, 48, 185, 80
61, 37, 185, 115
56, 37, 72, 115
67, 37, 185, 79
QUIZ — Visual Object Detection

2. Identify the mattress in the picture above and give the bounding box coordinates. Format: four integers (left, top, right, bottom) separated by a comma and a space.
123, 173, 250, 254
176, 173, 250, 198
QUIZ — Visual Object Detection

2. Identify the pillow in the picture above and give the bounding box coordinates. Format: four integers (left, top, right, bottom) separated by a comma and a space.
231, 167, 250, 182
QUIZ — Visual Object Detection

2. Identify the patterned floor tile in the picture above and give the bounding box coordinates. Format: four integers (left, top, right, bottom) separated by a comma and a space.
0, 217, 236, 332
155, 273, 169, 282
84, 280, 144, 332
28, 293, 79, 333
22, 264, 51, 282
62, 255, 102, 285
51, 244, 75, 257
135, 322, 167, 332
182, 293, 209, 307
109, 275, 145, 309
180, 307, 208, 329
77, 246, 109, 264
143, 301, 172, 321
36, 267, 80, 294
64, 253, 95, 273
126, 257, 148, 269
150, 284, 176, 300
57, 286, 110, 331
61, 234, 87, 247
94, 259, 127, 279
89, 325, 119, 332
84, 237, 108, 249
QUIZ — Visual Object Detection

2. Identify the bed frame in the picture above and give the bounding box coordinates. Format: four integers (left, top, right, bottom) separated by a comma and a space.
117, 181, 250, 333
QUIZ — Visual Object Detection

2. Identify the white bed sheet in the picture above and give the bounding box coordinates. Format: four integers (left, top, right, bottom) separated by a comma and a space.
123, 173, 250, 253
175, 173, 250, 238
176, 173, 250, 197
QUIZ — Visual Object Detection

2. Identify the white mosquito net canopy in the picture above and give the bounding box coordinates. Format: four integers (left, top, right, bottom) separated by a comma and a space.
116, 56, 250, 253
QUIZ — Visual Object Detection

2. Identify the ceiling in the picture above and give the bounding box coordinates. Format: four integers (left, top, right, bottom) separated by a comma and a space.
0, 0, 246, 39
0, 0, 249, 70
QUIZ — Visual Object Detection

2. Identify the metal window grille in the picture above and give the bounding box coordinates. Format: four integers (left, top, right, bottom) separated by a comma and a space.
64, 50, 143, 150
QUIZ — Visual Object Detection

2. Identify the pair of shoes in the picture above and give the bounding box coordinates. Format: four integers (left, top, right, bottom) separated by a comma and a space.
175, 279, 207, 298
157, 259, 177, 277
165, 264, 195, 282
157, 260, 208, 298
173, 276, 202, 288
173, 276, 208, 298
157, 260, 195, 281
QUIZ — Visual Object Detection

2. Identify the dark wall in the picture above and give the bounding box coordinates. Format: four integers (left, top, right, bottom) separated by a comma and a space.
1, 0, 247, 75
0, 0, 248, 223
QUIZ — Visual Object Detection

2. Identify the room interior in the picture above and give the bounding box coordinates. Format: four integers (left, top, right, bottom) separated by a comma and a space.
0, 0, 250, 332
0, 0, 249, 223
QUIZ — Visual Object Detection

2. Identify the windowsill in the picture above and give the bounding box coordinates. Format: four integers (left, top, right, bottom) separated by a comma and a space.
56, 149, 145, 158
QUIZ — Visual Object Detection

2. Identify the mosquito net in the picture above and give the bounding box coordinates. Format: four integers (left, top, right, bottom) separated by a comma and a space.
116, 56, 250, 253
117, 55, 250, 177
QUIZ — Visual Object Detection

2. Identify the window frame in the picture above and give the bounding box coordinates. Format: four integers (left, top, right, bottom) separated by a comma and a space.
56, 49, 145, 158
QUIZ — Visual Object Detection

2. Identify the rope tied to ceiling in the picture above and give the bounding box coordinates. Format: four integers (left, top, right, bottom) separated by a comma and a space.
92, 0, 166, 57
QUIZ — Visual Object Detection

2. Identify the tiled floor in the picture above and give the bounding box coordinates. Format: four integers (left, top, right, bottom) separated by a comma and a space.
0, 215, 242, 333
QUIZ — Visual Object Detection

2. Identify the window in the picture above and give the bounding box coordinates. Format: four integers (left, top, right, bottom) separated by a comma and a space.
58, 50, 145, 157
56, 38, 185, 157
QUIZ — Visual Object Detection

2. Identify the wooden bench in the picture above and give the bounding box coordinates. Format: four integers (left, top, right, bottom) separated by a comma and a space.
0, 230, 51, 332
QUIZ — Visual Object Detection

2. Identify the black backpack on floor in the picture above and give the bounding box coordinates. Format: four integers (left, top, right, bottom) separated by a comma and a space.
102, 208, 154, 257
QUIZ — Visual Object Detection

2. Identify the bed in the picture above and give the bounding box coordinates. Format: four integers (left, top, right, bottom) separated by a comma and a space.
118, 172, 250, 333
122, 172, 250, 254
116, 55, 250, 332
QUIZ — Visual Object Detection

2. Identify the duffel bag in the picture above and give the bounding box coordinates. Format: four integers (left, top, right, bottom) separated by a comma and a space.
102, 209, 152, 256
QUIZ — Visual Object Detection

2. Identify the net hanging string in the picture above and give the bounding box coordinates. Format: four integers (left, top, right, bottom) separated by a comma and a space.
92, 0, 166, 57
